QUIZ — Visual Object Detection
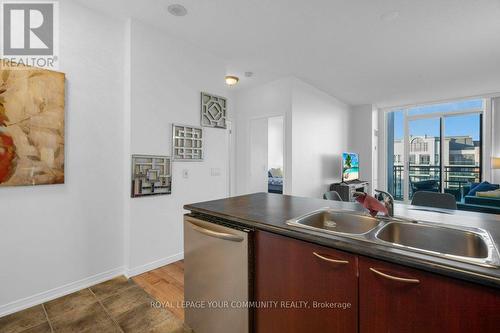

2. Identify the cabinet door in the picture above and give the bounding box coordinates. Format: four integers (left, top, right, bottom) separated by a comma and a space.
255, 231, 358, 333
359, 256, 500, 333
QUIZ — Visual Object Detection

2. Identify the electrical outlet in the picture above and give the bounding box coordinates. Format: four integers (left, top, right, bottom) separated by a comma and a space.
183, 169, 189, 179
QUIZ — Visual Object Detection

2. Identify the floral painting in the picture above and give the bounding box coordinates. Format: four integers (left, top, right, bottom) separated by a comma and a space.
0, 61, 65, 187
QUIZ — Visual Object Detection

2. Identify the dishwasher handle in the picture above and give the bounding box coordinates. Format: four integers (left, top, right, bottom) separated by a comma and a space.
186, 218, 245, 242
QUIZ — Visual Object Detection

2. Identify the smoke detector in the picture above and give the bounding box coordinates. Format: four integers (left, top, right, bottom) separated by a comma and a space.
167, 4, 188, 17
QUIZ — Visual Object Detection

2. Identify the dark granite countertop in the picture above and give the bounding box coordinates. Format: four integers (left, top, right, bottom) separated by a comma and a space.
184, 193, 500, 289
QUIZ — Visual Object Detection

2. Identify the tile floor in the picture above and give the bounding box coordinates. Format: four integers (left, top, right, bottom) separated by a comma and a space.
0, 276, 191, 333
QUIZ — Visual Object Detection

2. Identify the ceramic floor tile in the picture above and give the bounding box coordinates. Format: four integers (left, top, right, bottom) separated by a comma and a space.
18, 322, 52, 333
44, 289, 96, 320
89, 276, 135, 300
0, 305, 47, 333
51, 302, 120, 333
116, 302, 172, 333
101, 286, 153, 318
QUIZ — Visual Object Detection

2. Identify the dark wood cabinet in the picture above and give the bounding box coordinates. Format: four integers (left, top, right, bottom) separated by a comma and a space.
255, 231, 358, 333
255, 231, 500, 332
359, 256, 500, 333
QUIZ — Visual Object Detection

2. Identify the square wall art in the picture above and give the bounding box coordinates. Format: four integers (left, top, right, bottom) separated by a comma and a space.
201, 92, 227, 129
0, 62, 65, 187
172, 124, 203, 161
131, 155, 172, 197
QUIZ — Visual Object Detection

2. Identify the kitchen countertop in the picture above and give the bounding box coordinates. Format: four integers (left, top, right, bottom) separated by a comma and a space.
184, 192, 500, 289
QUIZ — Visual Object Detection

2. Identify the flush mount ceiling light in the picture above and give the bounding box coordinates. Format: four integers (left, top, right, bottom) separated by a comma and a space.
380, 10, 400, 22
167, 4, 188, 17
225, 75, 239, 86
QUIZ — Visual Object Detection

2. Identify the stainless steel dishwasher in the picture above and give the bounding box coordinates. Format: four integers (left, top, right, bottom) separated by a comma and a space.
184, 215, 251, 333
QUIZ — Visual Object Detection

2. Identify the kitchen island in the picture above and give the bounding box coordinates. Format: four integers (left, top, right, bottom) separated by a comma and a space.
184, 193, 500, 333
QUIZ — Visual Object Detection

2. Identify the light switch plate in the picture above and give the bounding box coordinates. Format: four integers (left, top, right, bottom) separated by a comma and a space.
183, 169, 189, 179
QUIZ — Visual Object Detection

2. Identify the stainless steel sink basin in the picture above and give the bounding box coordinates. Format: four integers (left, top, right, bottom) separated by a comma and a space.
286, 208, 500, 268
286, 209, 380, 235
376, 222, 489, 259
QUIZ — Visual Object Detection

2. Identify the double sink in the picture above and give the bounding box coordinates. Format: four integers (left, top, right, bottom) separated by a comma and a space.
286, 208, 500, 268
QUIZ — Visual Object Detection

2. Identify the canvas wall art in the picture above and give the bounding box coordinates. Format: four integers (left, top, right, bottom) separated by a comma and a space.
131, 155, 172, 197
0, 61, 65, 187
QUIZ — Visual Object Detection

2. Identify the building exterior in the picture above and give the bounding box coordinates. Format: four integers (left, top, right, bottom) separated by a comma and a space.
391, 135, 481, 200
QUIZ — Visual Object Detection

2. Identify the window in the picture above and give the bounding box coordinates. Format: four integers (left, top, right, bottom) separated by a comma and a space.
386, 99, 483, 201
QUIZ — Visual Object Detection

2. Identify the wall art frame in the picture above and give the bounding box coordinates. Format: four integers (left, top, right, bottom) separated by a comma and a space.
0, 61, 65, 187
201, 92, 227, 129
131, 154, 172, 197
172, 123, 204, 161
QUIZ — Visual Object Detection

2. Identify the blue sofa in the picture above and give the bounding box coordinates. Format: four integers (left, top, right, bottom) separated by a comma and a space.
457, 183, 500, 214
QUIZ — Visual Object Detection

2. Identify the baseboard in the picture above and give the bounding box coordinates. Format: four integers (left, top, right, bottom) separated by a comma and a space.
125, 252, 184, 278
0, 266, 125, 318
0, 254, 185, 318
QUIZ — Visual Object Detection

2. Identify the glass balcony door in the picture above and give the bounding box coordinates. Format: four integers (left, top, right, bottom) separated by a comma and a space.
442, 114, 482, 201
407, 117, 442, 200
386, 99, 484, 202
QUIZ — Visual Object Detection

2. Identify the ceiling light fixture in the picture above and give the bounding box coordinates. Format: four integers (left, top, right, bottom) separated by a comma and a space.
380, 10, 400, 22
167, 4, 188, 17
225, 75, 239, 86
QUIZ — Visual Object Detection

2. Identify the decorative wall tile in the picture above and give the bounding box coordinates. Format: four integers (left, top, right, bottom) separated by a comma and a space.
172, 124, 203, 161
201, 92, 227, 129
131, 155, 172, 197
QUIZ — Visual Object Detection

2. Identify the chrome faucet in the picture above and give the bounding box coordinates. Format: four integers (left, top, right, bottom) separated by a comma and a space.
375, 190, 395, 217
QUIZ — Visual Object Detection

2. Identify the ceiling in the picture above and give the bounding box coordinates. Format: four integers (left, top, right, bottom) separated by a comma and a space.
78, 0, 500, 107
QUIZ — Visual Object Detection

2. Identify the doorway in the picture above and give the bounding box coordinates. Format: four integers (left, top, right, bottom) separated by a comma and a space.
249, 116, 285, 194
267, 116, 284, 194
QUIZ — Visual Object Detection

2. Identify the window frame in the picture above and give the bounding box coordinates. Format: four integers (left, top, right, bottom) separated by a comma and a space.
382, 98, 487, 201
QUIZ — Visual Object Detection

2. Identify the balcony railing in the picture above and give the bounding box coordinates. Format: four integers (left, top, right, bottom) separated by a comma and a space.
391, 165, 481, 201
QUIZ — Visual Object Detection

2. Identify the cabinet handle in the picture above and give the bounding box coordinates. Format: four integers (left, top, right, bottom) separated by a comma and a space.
187, 220, 244, 242
313, 252, 349, 264
369, 268, 420, 284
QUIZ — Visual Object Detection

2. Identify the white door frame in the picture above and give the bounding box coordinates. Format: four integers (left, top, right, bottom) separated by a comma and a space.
226, 120, 233, 197
247, 114, 287, 194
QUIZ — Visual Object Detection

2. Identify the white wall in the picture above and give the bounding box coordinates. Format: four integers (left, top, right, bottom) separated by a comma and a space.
0, 3, 235, 315
234, 77, 351, 198
0, 0, 125, 315
348, 105, 377, 193
234, 78, 293, 195
291, 79, 350, 198
126, 20, 233, 275
249, 118, 269, 193
268, 116, 284, 170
